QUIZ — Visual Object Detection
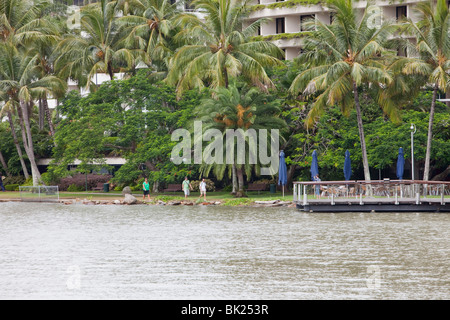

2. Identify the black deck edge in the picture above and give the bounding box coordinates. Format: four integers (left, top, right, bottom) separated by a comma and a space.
296, 203, 450, 213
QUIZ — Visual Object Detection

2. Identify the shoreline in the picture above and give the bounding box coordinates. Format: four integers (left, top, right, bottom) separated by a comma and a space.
0, 194, 296, 207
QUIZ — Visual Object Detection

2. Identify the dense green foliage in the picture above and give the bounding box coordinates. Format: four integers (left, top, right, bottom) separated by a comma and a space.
0, 0, 449, 192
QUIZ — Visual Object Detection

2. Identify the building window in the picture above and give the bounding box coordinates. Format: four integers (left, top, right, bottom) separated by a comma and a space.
257, 26, 261, 36
276, 18, 285, 34
185, 0, 194, 11
281, 49, 286, 60
329, 12, 335, 25
396, 6, 407, 21
300, 14, 315, 32
397, 47, 407, 57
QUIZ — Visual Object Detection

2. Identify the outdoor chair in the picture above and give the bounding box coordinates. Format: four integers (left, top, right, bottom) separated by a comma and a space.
92, 183, 104, 191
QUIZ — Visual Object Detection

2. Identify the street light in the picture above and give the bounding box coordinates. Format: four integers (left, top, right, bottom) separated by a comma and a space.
410, 123, 416, 180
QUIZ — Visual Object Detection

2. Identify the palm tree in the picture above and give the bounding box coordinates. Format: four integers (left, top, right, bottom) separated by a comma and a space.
166, 0, 283, 98
0, 42, 67, 185
289, 0, 397, 183
118, 0, 180, 72
402, 0, 450, 181
55, 0, 137, 89
196, 83, 286, 196
0, 0, 56, 179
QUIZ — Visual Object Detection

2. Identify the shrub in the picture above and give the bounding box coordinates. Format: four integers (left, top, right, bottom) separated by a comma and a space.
67, 184, 85, 192
190, 179, 216, 192
58, 173, 112, 191
5, 184, 19, 191
2, 176, 26, 186
130, 184, 142, 192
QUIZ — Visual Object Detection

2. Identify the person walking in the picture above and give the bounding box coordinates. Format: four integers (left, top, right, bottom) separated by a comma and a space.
182, 177, 193, 199
142, 178, 151, 201
0, 172, 5, 192
199, 178, 207, 202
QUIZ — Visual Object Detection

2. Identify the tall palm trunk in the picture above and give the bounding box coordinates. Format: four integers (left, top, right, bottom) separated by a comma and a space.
38, 98, 45, 131
42, 97, 56, 139
18, 101, 41, 186
224, 69, 238, 196
353, 82, 371, 183
7, 111, 30, 179
423, 84, 438, 182
236, 166, 245, 197
0, 150, 10, 177
231, 164, 238, 195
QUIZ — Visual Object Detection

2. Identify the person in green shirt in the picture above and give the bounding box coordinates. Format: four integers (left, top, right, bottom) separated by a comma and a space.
142, 178, 151, 200
182, 177, 193, 199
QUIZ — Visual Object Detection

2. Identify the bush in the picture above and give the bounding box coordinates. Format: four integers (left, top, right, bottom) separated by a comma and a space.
130, 184, 142, 192
2, 176, 25, 186
58, 173, 112, 191
5, 184, 19, 191
67, 184, 84, 192
190, 179, 216, 192
222, 184, 232, 192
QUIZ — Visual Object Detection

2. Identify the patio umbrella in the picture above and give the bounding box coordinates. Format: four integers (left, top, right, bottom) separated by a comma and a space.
310, 150, 319, 180
396, 147, 405, 180
344, 150, 352, 181
278, 150, 287, 198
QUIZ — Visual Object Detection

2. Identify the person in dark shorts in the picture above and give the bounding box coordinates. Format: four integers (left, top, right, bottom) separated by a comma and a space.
142, 178, 151, 200
0, 172, 5, 192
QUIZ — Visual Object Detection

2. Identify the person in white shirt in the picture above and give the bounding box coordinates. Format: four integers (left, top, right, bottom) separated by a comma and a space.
199, 178, 207, 201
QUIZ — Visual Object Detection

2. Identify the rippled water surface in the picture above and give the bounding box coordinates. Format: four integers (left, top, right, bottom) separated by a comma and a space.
0, 202, 448, 299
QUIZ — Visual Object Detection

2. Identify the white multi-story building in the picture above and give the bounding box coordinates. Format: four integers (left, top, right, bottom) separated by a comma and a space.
244, 0, 435, 60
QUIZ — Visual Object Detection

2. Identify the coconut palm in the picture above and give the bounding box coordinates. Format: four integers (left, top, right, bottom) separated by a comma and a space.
118, 0, 180, 72
0, 0, 58, 179
166, 0, 283, 98
55, 0, 137, 89
289, 0, 397, 183
402, 0, 450, 181
0, 42, 67, 185
196, 83, 286, 196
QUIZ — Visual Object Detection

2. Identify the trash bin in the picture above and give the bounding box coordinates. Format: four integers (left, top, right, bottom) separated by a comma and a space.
270, 184, 276, 194
103, 183, 110, 193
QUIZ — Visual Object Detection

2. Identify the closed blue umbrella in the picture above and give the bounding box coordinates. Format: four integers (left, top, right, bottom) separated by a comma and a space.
344, 150, 352, 181
397, 147, 405, 180
310, 150, 319, 180
278, 150, 287, 197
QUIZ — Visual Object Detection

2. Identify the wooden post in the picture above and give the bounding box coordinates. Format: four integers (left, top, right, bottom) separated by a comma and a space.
303, 185, 308, 206
395, 185, 399, 205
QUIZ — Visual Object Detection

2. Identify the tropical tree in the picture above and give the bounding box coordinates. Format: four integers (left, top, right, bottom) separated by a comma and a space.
0, 0, 58, 179
118, 0, 180, 73
166, 0, 283, 97
55, 0, 137, 89
0, 42, 67, 185
289, 0, 397, 183
402, 0, 450, 181
196, 83, 286, 196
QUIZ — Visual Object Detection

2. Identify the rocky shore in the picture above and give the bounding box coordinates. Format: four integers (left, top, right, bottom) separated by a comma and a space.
60, 198, 296, 208
0, 186, 296, 207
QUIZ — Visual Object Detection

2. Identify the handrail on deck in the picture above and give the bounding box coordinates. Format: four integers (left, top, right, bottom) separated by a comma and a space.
292, 180, 450, 186
292, 180, 449, 206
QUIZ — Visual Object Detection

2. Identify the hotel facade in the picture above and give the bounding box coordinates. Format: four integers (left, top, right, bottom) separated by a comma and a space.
243, 0, 433, 60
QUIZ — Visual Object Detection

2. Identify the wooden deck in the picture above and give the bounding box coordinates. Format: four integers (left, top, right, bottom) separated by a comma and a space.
293, 180, 449, 213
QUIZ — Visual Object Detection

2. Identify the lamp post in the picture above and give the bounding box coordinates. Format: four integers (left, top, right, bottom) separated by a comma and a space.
410, 123, 416, 180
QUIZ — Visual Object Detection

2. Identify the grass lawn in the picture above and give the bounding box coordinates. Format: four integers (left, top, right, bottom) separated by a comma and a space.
1, 190, 447, 205
0, 190, 295, 205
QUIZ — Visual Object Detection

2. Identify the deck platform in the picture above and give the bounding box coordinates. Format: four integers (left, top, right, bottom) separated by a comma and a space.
293, 180, 449, 213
